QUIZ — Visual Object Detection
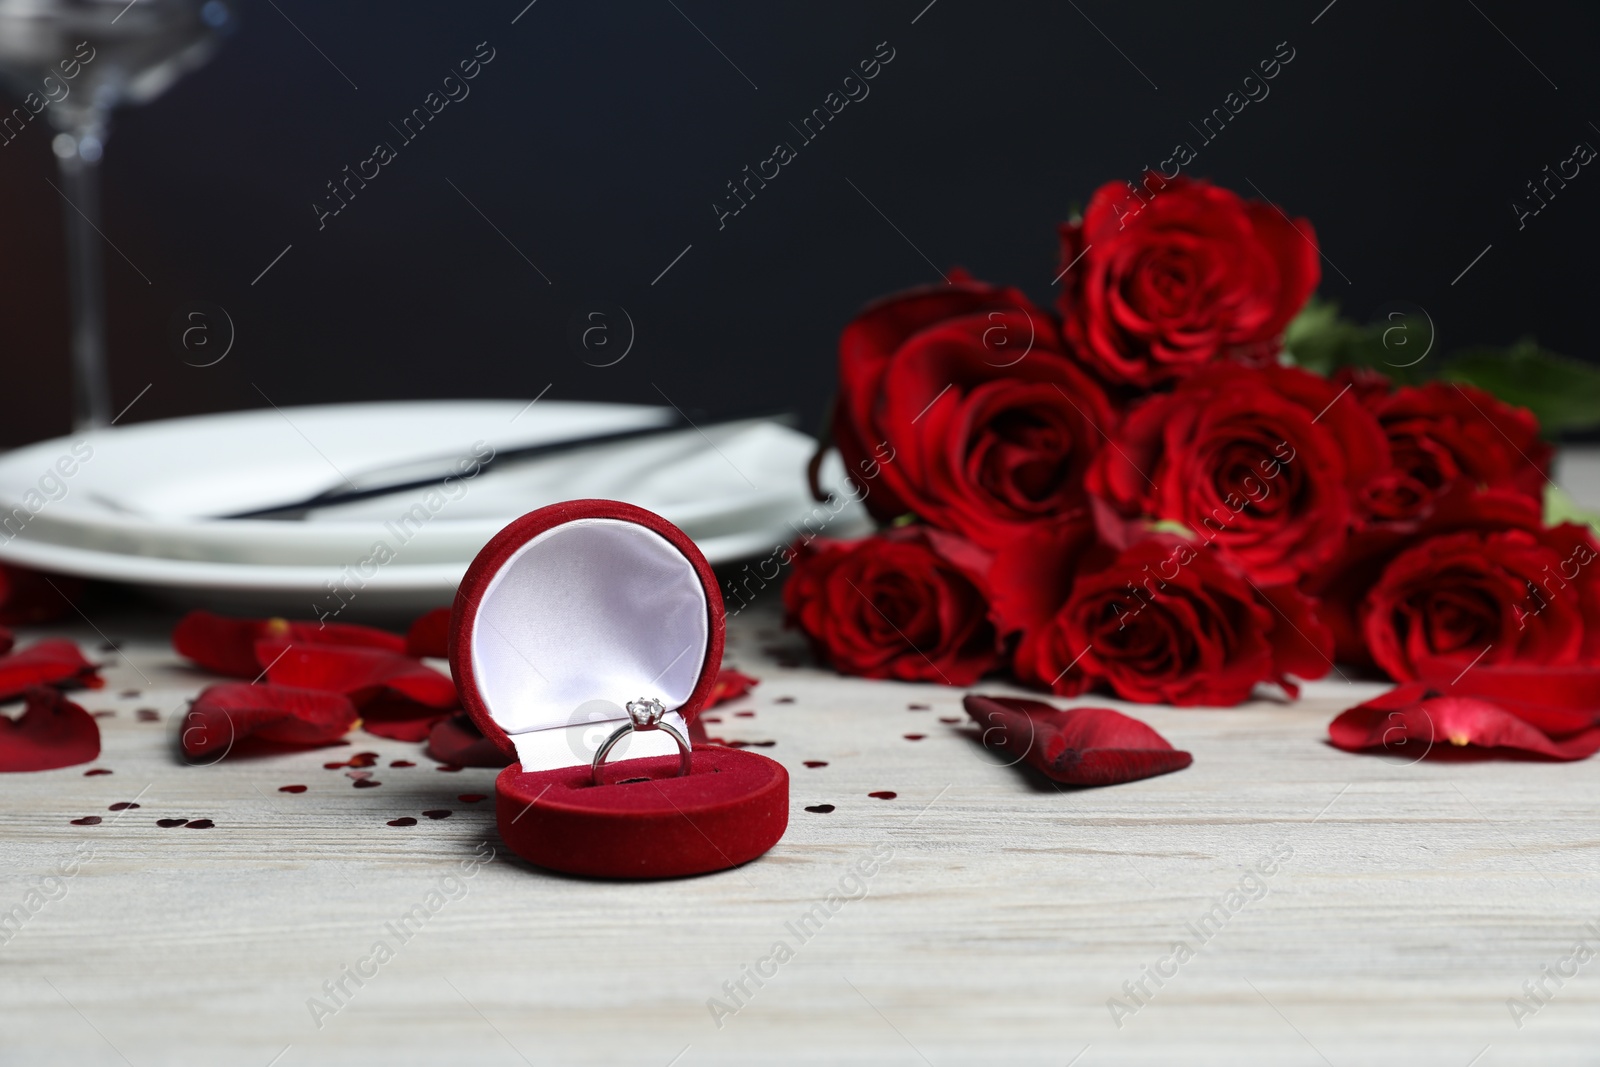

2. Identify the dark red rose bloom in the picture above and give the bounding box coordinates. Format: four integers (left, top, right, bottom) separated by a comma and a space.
963, 694, 1192, 785
1360, 516, 1600, 682
174, 610, 405, 678
832, 277, 1115, 548
1357, 381, 1551, 524
1013, 534, 1332, 706
1329, 683, 1600, 761
1056, 175, 1320, 388
784, 527, 1002, 685
1086, 363, 1388, 584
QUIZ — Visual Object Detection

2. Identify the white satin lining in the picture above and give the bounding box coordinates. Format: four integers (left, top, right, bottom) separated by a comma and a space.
468, 517, 708, 771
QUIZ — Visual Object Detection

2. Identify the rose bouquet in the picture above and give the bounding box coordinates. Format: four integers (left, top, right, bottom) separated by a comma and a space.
788, 174, 1600, 756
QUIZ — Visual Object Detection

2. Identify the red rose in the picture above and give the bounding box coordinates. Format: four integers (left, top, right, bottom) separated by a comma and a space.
1056, 175, 1320, 388
1086, 363, 1387, 584
783, 527, 1001, 685
832, 278, 1115, 548
1361, 516, 1600, 681
1013, 534, 1332, 706
1356, 381, 1551, 524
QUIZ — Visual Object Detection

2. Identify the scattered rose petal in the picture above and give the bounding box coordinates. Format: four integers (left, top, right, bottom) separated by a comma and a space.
868, 791, 897, 799
107, 802, 139, 811
0, 640, 103, 701
0, 687, 100, 772
70, 816, 101, 825
181, 683, 359, 760
803, 760, 828, 768
157, 818, 188, 828
359, 694, 452, 742
804, 804, 836, 813
707, 668, 760, 708
425, 713, 511, 768
458, 794, 487, 803
83, 767, 111, 776
174, 610, 405, 678
422, 809, 452, 820
278, 785, 307, 793
963, 694, 1194, 786
0, 565, 80, 625
404, 607, 452, 659
1414, 656, 1600, 736
1328, 683, 1600, 761
258, 641, 455, 709
185, 819, 214, 829
388, 817, 417, 827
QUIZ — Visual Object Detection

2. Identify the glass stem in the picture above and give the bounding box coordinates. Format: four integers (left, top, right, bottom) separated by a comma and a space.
57, 132, 110, 431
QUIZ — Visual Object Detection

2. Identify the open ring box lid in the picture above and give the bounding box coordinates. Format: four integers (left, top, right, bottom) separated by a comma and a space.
449, 500, 788, 878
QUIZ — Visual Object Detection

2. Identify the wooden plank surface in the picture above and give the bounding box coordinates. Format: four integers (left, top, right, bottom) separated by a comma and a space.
1, 597, 1597, 1067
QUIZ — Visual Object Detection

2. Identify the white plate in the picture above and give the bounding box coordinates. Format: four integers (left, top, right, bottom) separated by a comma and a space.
0, 400, 871, 615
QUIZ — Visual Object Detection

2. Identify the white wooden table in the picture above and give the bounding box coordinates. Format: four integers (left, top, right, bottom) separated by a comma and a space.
1, 593, 1596, 1067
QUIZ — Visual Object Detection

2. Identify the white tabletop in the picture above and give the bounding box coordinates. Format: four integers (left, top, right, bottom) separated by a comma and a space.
0, 590, 1595, 1067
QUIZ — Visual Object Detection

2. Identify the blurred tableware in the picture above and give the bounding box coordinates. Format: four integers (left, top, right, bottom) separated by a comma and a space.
0, 0, 234, 429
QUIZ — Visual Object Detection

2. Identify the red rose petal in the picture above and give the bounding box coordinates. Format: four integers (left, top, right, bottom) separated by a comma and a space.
180, 683, 359, 759
0, 687, 100, 772
707, 668, 760, 708
404, 607, 453, 659
174, 610, 405, 678
1328, 683, 1600, 761
425, 712, 512, 768
358, 694, 451, 742
1414, 656, 1600, 736
258, 640, 455, 708
963, 694, 1193, 786
0, 639, 103, 702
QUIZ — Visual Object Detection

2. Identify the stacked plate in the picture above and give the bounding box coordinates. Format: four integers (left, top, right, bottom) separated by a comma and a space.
0, 400, 868, 617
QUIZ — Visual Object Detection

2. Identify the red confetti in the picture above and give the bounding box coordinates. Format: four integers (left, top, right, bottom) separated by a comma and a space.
868, 791, 897, 799
389, 760, 415, 768
422, 809, 452, 819
83, 767, 111, 776
803, 760, 829, 768
70, 816, 101, 825
157, 818, 188, 828
107, 802, 139, 811
904, 733, 926, 741
136, 709, 159, 722
352, 779, 382, 789
185, 819, 215, 829
804, 804, 836, 813
388, 817, 417, 827
278, 785, 307, 793
458, 793, 487, 803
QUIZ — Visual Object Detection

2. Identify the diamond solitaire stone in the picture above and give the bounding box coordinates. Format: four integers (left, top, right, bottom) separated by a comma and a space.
626, 697, 666, 729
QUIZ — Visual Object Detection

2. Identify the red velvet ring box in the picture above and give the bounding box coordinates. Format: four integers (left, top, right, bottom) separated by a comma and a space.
448, 499, 788, 878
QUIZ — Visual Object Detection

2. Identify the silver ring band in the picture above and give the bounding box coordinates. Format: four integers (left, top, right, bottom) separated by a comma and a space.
591, 698, 693, 786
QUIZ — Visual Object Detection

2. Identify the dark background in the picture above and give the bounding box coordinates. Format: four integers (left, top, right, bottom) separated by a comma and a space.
2, 0, 1597, 447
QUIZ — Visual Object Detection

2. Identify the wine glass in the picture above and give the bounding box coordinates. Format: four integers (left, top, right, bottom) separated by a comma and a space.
0, 0, 235, 430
